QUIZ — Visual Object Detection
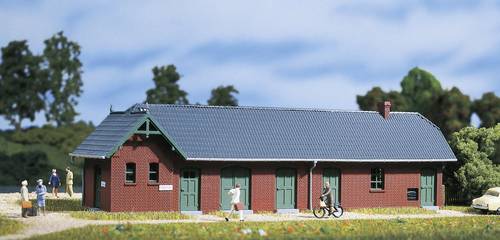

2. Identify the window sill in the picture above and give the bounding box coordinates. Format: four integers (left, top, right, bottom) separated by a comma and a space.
369, 189, 385, 193
147, 182, 160, 186
124, 183, 137, 186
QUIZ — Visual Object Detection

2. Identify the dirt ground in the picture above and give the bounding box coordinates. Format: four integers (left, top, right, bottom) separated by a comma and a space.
0, 192, 485, 240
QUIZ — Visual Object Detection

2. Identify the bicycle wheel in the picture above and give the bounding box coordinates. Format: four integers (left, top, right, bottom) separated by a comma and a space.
313, 207, 326, 218
332, 206, 344, 218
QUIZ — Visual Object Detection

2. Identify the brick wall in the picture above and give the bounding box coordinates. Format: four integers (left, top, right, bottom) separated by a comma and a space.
109, 135, 179, 212
83, 158, 111, 211
85, 135, 446, 212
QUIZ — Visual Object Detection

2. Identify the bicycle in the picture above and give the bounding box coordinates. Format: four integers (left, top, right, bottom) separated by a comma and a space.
313, 197, 344, 218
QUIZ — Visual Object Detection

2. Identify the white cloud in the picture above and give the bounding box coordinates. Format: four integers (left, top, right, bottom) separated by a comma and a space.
0, 0, 499, 129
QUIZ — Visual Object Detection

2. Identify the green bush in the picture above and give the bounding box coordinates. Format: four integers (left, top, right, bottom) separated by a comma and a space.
30, 198, 85, 211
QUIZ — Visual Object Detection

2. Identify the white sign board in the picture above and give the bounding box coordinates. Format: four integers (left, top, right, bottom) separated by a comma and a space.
100, 181, 106, 188
159, 184, 173, 191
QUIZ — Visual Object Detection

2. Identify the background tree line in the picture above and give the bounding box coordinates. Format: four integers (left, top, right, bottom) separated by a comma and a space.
357, 67, 500, 201
0, 35, 240, 187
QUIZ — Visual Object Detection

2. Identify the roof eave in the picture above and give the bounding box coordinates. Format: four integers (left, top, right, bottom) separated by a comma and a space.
185, 158, 458, 162
69, 153, 106, 159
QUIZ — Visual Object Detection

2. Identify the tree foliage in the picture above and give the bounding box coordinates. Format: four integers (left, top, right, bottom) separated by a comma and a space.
357, 87, 408, 111
0, 41, 46, 130
357, 67, 472, 139
431, 87, 472, 138
473, 92, 500, 128
8, 121, 94, 154
145, 65, 189, 104
207, 85, 239, 106
449, 124, 500, 198
0, 150, 50, 185
0, 33, 84, 129
43, 31, 83, 126
400, 67, 443, 116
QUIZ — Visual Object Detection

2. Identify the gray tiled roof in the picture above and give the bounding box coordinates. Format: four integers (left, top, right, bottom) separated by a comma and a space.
70, 113, 146, 158
71, 104, 457, 162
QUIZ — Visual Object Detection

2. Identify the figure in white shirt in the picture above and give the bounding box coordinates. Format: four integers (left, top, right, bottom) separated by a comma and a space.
225, 183, 244, 221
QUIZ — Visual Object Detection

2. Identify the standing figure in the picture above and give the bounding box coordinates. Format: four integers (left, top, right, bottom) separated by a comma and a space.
35, 179, 47, 216
322, 182, 334, 212
48, 169, 61, 198
20, 180, 29, 218
224, 183, 244, 222
65, 167, 74, 197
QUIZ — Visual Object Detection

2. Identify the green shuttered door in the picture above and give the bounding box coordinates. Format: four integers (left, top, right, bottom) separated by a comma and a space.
276, 168, 296, 209
180, 169, 200, 211
220, 167, 251, 210
420, 168, 436, 206
322, 168, 340, 204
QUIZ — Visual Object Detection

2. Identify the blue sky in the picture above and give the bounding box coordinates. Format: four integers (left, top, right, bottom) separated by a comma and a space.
1, 0, 499, 128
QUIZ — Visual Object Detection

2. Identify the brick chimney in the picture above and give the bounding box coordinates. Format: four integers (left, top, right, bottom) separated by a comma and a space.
378, 101, 391, 119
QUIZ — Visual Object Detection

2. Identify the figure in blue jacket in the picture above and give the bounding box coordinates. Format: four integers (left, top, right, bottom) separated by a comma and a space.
35, 179, 47, 216
48, 169, 61, 198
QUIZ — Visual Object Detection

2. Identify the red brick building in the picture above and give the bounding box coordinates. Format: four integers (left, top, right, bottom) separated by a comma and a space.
71, 102, 455, 212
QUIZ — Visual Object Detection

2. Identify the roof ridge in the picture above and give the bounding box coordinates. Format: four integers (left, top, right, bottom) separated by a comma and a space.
138, 103, 421, 115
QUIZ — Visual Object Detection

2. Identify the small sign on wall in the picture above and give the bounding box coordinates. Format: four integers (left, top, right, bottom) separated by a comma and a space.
101, 181, 106, 188
407, 188, 418, 200
159, 184, 173, 191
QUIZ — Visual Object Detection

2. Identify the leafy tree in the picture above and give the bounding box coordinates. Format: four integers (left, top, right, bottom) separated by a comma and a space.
431, 87, 472, 138
207, 85, 239, 106
400, 67, 443, 118
449, 124, 500, 198
473, 92, 500, 128
0, 40, 47, 130
43, 31, 83, 126
357, 67, 473, 139
145, 65, 189, 104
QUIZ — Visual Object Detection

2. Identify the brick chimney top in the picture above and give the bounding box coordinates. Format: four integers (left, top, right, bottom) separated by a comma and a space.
378, 101, 391, 119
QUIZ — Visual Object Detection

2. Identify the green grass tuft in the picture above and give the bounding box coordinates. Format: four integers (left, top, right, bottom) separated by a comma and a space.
28, 216, 500, 240
350, 207, 435, 215
0, 215, 23, 236
70, 211, 191, 221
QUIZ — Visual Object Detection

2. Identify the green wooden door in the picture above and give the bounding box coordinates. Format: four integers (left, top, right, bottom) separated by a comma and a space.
180, 169, 200, 211
220, 167, 251, 210
420, 168, 436, 206
322, 168, 340, 204
276, 168, 296, 209
94, 166, 101, 208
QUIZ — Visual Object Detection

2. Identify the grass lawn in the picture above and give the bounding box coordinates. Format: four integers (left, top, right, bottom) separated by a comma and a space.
70, 211, 191, 221
0, 215, 23, 236
29, 216, 499, 240
350, 207, 435, 215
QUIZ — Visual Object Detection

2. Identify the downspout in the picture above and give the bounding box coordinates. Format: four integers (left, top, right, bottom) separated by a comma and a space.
308, 160, 318, 210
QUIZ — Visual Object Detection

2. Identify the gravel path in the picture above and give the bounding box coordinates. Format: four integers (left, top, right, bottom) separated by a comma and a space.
0, 193, 488, 240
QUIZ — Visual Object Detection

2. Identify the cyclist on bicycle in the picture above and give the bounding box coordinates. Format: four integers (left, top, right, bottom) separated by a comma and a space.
322, 182, 334, 212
